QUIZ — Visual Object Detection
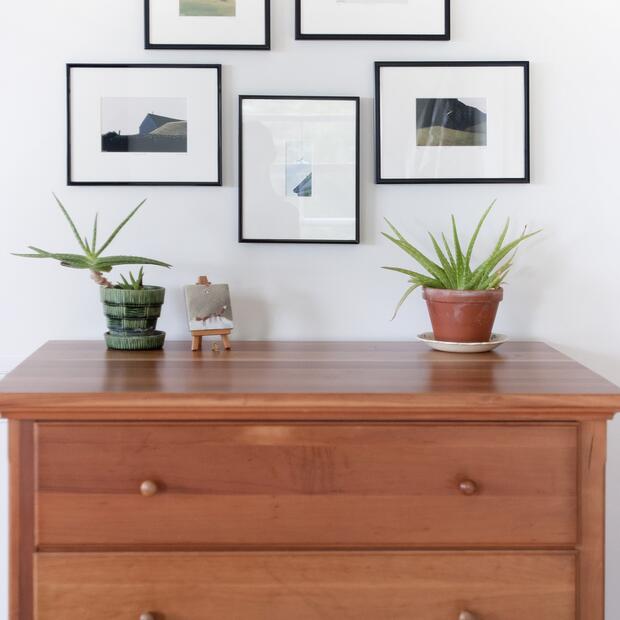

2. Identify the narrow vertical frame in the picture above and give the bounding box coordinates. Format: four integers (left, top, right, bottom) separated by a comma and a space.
239, 95, 361, 244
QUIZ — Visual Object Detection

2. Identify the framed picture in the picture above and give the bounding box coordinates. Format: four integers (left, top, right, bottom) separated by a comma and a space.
145, 0, 270, 49
375, 61, 530, 184
239, 96, 360, 244
296, 0, 450, 41
67, 64, 222, 186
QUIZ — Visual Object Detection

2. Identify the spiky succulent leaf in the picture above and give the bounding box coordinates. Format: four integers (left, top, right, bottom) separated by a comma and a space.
382, 266, 441, 287
465, 199, 495, 268
14, 197, 171, 285
469, 230, 541, 286
429, 233, 456, 288
381, 205, 542, 318
451, 215, 466, 288
91, 213, 99, 254
97, 256, 171, 269
391, 283, 421, 320
53, 194, 90, 255
95, 199, 147, 257
382, 221, 450, 287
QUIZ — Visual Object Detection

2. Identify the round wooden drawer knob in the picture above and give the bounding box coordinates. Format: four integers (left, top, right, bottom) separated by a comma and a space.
139, 613, 156, 620
459, 611, 478, 620
140, 480, 159, 497
458, 480, 478, 496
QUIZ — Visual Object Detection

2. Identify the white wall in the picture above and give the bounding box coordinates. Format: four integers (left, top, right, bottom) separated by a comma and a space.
1, 0, 619, 616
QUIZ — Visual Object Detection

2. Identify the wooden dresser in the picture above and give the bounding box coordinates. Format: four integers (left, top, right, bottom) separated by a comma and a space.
1, 341, 619, 620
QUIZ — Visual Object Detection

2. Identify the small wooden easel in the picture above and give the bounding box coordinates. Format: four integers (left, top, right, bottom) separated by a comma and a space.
191, 276, 232, 352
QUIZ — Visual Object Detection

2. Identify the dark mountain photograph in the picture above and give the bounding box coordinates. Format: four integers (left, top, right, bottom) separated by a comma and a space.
101, 97, 188, 153
416, 98, 487, 147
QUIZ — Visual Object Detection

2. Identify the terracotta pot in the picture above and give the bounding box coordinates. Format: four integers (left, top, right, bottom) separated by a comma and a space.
422, 287, 504, 343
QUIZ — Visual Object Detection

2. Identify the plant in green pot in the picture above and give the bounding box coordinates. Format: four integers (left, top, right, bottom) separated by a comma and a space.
382, 202, 541, 343
14, 195, 171, 351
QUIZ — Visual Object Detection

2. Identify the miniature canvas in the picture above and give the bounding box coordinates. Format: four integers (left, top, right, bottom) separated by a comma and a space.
184, 283, 234, 332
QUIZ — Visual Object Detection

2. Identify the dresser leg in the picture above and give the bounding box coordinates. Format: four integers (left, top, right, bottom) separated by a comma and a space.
9, 420, 34, 620
579, 421, 607, 620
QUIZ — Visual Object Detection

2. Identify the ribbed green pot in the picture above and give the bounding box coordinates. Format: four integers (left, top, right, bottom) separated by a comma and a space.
100, 286, 166, 350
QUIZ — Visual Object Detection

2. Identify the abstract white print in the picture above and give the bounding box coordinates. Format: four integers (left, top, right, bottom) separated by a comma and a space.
285, 141, 313, 198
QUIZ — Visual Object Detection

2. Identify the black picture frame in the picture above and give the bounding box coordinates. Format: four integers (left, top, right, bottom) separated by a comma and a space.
145, 0, 270, 50
375, 61, 530, 184
239, 95, 361, 245
67, 63, 223, 187
295, 0, 450, 41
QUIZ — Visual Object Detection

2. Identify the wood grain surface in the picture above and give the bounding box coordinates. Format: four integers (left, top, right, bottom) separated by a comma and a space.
0, 341, 619, 417
9, 421, 34, 620
35, 551, 576, 620
35, 422, 578, 549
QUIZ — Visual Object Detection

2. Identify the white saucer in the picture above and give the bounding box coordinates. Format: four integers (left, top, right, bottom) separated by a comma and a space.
417, 332, 509, 353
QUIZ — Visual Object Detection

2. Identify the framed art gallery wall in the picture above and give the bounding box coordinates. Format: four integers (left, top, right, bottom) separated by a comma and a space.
239, 96, 360, 243
376, 62, 529, 183
296, 0, 450, 40
2, 3, 620, 617
146, 0, 270, 49
67, 64, 222, 185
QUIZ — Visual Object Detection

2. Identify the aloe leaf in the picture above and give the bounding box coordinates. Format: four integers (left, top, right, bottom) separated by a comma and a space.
53, 194, 89, 255
488, 261, 514, 289
12, 252, 49, 259
451, 215, 465, 288
96, 255, 172, 269
482, 242, 521, 289
12, 246, 53, 258
465, 199, 495, 268
492, 218, 510, 257
470, 230, 541, 285
91, 214, 99, 254
382, 266, 441, 287
382, 266, 429, 279
441, 233, 456, 269
20, 249, 94, 266
382, 228, 450, 288
391, 283, 421, 320
95, 199, 147, 257
429, 233, 456, 288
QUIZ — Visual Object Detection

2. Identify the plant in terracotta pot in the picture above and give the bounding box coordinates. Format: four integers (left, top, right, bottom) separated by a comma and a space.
382, 202, 540, 343
14, 195, 171, 350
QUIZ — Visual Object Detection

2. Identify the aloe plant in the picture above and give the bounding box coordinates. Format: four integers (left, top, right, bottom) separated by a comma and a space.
14, 195, 171, 287
117, 267, 145, 290
382, 201, 541, 319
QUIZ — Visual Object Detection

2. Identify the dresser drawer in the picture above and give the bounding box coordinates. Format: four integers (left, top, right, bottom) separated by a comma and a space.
35, 551, 576, 620
35, 422, 578, 548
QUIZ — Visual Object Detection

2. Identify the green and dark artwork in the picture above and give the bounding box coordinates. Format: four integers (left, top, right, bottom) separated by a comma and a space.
180, 0, 236, 16
416, 98, 487, 147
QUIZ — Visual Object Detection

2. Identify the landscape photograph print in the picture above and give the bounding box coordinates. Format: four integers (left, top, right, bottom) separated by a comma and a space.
101, 97, 188, 153
416, 98, 487, 147
180, 0, 236, 16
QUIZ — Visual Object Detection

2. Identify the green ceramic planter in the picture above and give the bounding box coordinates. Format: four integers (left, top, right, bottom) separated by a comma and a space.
100, 286, 166, 350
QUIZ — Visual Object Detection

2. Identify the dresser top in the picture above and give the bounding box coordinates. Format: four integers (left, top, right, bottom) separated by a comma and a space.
0, 340, 619, 418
